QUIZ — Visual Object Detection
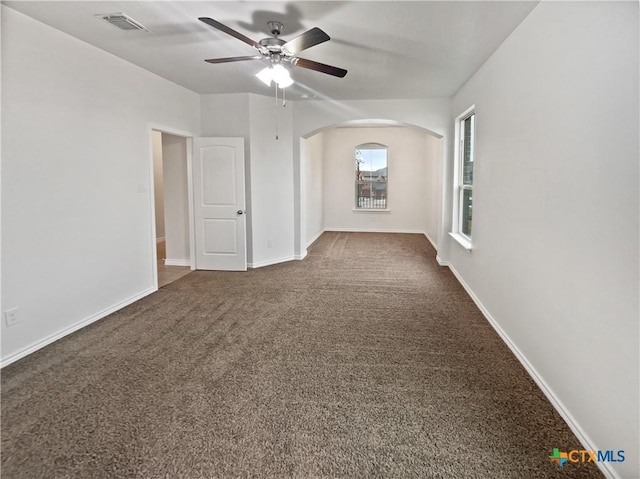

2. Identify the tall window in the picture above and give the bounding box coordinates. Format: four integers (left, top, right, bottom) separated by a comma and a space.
355, 143, 388, 209
455, 109, 474, 241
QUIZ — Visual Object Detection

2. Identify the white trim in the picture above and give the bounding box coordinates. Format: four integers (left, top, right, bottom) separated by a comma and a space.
306, 229, 325, 249
185, 137, 196, 271
147, 126, 198, 278
452, 106, 475, 242
443, 262, 619, 479
302, 119, 444, 140
164, 259, 190, 267
325, 228, 426, 234
351, 208, 391, 212
294, 250, 308, 261
355, 142, 389, 211
156, 236, 165, 244
0, 287, 156, 368
248, 256, 296, 269
148, 130, 160, 291
148, 124, 195, 139
423, 232, 438, 252
449, 232, 473, 252
435, 255, 449, 266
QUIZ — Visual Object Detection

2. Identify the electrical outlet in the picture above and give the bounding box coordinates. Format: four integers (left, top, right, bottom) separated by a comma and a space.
267, 240, 273, 248
4, 308, 19, 327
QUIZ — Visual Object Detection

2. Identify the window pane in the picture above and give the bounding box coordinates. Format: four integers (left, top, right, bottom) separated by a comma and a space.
461, 188, 472, 237
356, 181, 387, 209
355, 144, 387, 209
462, 115, 474, 186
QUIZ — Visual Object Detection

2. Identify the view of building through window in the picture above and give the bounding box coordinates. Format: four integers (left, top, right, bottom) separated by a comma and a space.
355, 143, 387, 209
459, 113, 474, 238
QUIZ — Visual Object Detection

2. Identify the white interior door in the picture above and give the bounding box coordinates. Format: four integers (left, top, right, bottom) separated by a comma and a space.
193, 137, 246, 271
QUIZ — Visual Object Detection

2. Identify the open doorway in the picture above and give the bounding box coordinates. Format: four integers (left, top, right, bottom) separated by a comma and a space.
151, 130, 192, 287
300, 121, 443, 253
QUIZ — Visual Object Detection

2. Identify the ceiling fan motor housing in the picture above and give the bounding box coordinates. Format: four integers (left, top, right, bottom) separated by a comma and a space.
267, 21, 284, 37
259, 37, 286, 50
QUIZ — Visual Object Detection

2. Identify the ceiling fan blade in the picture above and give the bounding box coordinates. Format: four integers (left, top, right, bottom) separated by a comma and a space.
282, 27, 330, 54
293, 57, 347, 78
204, 56, 262, 64
199, 17, 261, 50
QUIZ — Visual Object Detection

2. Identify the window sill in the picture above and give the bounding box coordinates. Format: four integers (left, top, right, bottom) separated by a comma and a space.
352, 208, 391, 212
449, 232, 472, 252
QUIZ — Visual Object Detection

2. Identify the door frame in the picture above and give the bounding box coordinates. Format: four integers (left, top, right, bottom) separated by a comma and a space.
192, 137, 247, 271
147, 124, 197, 291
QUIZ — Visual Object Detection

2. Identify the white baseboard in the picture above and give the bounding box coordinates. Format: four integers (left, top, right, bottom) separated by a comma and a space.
156, 236, 165, 244
444, 263, 619, 479
248, 256, 296, 269
0, 287, 156, 368
436, 255, 449, 266
294, 250, 308, 261
306, 230, 325, 249
325, 227, 426, 234
164, 259, 190, 267
423, 232, 438, 252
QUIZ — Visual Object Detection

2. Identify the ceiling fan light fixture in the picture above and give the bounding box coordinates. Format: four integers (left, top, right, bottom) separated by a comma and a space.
255, 65, 293, 88
272, 65, 293, 88
256, 67, 274, 87
277, 75, 294, 89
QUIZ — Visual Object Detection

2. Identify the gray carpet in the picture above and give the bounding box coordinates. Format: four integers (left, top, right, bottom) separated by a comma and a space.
1, 232, 603, 478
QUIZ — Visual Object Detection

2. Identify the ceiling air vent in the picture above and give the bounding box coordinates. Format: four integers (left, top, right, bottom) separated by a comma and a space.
98, 13, 150, 32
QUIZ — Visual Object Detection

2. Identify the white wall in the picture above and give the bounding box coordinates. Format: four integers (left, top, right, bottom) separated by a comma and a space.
200, 93, 255, 263
161, 134, 190, 264
1, 7, 200, 364
201, 95, 451, 265
442, 2, 639, 477
200, 92, 296, 267
152, 131, 165, 241
1, 5, 5, 330
3, 8, 636, 476
302, 132, 325, 247
248, 94, 295, 266
294, 99, 451, 139
200, 93, 251, 139
292, 99, 451, 256
424, 133, 442, 248
320, 127, 437, 235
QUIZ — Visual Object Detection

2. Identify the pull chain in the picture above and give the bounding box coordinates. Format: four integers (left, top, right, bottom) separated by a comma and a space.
275, 82, 279, 140
273, 83, 287, 140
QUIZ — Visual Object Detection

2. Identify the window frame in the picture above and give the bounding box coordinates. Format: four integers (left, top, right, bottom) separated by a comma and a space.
450, 106, 475, 251
354, 143, 389, 211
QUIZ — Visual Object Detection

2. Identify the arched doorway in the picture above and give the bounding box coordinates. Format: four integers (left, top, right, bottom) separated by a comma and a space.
298, 119, 444, 256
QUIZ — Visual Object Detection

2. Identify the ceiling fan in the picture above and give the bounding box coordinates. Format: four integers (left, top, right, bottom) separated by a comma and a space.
198, 17, 348, 81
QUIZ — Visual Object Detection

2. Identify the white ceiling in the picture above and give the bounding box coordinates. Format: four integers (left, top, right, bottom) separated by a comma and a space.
4, 1, 539, 100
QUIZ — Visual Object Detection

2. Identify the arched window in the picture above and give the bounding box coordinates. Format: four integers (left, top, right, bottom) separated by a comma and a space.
355, 143, 388, 209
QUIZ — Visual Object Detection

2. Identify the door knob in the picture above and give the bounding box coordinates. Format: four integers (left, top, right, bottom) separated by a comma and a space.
237, 210, 244, 215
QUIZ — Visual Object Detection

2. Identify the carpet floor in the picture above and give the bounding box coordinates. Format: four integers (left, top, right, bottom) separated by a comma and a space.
1, 232, 603, 478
